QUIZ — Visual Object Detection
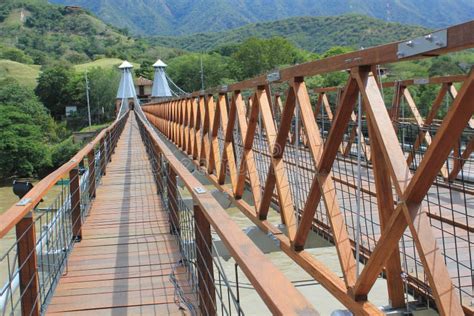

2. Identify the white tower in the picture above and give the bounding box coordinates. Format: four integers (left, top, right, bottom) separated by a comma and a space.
151, 59, 172, 101
116, 61, 138, 118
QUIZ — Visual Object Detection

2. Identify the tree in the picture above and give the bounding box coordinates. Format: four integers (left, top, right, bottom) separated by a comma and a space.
231, 37, 309, 80
0, 78, 58, 142
135, 60, 154, 79
35, 65, 76, 119
0, 105, 51, 178
167, 53, 234, 92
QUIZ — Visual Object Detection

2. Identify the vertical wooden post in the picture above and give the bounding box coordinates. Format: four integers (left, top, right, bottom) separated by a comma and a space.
69, 168, 82, 241
16, 212, 40, 316
167, 165, 180, 235
106, 131, 112, 162
194, 204, 216, 316
100, 138, 107, 176
87, 150, 96, 199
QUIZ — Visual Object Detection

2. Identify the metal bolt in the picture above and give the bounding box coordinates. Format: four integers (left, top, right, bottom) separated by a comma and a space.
406, 40, 414, 47
425, 34, 433, 41
436, 41, 444, 46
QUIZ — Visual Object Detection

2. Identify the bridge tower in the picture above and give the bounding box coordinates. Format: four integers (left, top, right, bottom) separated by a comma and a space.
116, 60, 138, 117
151, 59, 172, 102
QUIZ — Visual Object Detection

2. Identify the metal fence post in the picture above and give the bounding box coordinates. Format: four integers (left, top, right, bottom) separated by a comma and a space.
16, 212, 40, 316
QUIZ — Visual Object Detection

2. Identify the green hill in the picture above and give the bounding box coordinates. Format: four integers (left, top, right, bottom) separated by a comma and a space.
0, 59, 40, 88
0, 0, 182, 66
74, 58, 138, 72
154, 15, 429, 53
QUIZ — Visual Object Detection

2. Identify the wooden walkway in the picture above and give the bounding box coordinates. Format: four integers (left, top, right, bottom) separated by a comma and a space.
47, 114, 194, 315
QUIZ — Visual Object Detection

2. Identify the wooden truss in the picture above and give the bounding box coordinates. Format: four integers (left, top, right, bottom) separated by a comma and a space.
143, 21, 474, 315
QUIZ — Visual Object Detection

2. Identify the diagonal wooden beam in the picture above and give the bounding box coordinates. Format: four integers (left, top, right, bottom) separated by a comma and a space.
366, 116, 405, 308
319, 74, 360, 174
291, 74, 359, 249
354, 68, 412, 196
259, 87, 296, 220
186, 98, 193, 155
291, 78, 356, 288
448, 136, 474, 181
218, 94, 238, 187
256, 85, 298, 241
199, 96, 210, 167
192, 97, 201, 160
234, 92, 262, 211
353, 68, 473, 316
207, 95, 218, 174
406, 84, 448, 166
403, 88, 449, 179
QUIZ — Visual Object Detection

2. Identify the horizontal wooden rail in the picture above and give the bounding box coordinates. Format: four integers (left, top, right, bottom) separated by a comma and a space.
136, 112, 318, 315
314, 74, 467, 93
0, 112, 129, 239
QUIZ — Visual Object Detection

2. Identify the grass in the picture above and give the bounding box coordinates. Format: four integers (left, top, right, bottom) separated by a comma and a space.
0, 57, 137, 89
74, 58, 139, 72
79, 122, 112, 132
0, 59, 40, 88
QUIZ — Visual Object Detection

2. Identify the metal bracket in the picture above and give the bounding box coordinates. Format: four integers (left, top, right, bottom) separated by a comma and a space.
193, 187, 207, 194
414, 78, 430, 85
267, 71, 281, 83
17, 198, 32, 206
266, 232, 281, 247
397, 29, 447, 59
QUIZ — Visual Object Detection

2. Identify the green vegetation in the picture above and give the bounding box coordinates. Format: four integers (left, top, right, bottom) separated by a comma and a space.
154, 15, 429, 53
0, 78, 57, 178
0, 61, 121, 179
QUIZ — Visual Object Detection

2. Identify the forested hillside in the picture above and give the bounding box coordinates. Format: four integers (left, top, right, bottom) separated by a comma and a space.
0, 0, 182, 66
48, 0, 474, 35
154, 15, 429, 53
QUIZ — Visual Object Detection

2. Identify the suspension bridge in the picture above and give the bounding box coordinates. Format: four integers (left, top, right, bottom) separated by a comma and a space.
1, 20, 473, 316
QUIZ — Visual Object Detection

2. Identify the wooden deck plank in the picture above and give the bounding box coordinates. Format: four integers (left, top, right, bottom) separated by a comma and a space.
46, 115, 194, 315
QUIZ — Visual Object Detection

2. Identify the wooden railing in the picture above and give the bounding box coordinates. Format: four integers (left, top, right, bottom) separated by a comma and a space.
0, 112, 129, 316
142, 21, 474, 316
135, 111, 318, 315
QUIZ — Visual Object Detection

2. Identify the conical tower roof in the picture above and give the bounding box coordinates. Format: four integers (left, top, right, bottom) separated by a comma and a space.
153, 59, 167, 68
119, 60, 133, 69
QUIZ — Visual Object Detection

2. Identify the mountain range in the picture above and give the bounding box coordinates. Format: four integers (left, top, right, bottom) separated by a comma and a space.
48, 0, 474, 36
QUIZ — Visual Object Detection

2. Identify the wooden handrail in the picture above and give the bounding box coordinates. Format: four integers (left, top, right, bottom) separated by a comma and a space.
0, 112, 129, 239
136, 112, 319, 315
314, 74, 467, 93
